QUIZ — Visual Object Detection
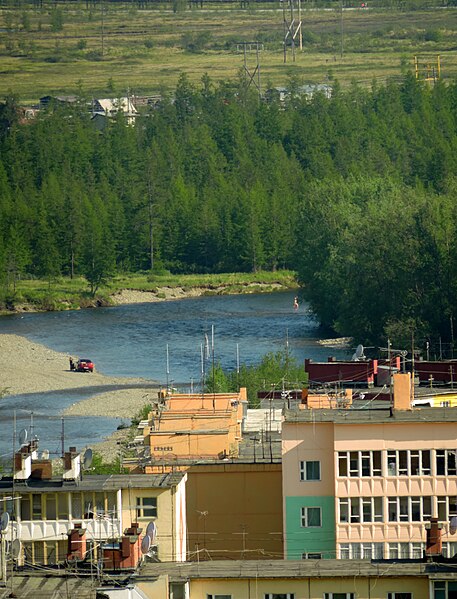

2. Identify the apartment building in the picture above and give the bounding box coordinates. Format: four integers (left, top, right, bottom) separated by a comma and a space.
0, 444, 187, 567
142, 389, 247, 471
130, 559, 451, 599
282, 373, 457, 561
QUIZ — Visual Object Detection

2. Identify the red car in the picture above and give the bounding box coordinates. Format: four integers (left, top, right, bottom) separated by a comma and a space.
77, 358, 94, 373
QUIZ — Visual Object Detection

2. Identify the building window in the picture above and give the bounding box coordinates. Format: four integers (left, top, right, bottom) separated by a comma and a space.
302, 552, 321, 559
324, 594, 355, 599
136, 496, 157, 518
338, 450, 381, 477
339, 542, 383, 560
436, 450, 457, 476
300, 460, 320, 481
437, 496, 457, 522
207, 596, 232, 599
387, 450, 431, 476
339, 497, 383, 523
442, 542, 457, 558
301, 506, 321, 528
388, 543, 424, 559
433, 581, 457, 598
387, 594, 413, 599
265, 595, 295, 599
388, 497, 431, 522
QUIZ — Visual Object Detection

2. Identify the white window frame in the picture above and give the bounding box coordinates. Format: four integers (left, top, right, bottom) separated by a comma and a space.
436, 449, 457, 476
136, 496, 158, 518
323, 593, 355, 599
207, 595, 232, 599
388, 542, 425, 559
387, 496, 431, 522
339, 542, 384, 560
301, 506, 322, 528
387, 593, 413, 599
338, 450, 382, 477
302, 552, 322, 559
264, 594, 295, 599
300, 460, 321, 481
338, 497, 383, 523
387, 449, 431, 477
437, 495, 457, 522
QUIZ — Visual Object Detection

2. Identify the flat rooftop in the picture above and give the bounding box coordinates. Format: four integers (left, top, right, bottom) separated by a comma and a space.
138, 559, 457, 581
0, 472, 185, 493
283, 405, 457, 425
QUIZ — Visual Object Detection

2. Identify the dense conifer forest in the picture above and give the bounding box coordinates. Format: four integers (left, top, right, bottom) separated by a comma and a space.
1, 74, 457, 346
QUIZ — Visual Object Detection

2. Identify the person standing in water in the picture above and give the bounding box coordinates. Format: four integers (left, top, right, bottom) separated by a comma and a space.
293, 296, 299, 310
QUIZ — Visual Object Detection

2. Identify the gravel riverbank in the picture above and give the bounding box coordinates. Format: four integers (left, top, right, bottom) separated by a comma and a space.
0, 333, 158, 458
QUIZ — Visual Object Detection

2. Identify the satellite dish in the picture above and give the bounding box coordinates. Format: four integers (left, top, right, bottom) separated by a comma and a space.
11, 539, 21, 559
41, 450, 50, 460
351, 344, 366, 362
18, 428, 28, 446
82, 448, 93, 470
450, 516, 457, 535
0, 512, 10, 532
146, 521, 157, 543
141, 535, 151, 555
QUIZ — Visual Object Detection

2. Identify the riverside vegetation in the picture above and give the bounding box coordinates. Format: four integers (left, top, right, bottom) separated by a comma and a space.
2, 74, 457, 351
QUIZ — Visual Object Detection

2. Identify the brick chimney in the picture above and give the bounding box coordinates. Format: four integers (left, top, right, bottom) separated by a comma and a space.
425, 518, 443, 557
393, 373, 413, 410
63, 447, 81, 481
67, 523, 87, 561
14, 444, 32, 481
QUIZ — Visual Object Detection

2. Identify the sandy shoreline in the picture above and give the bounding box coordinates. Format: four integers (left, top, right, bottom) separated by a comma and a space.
0, 333, 157, 458
111, 283, 286, 306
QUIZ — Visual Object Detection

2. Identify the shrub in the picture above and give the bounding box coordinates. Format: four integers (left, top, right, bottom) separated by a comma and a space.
50, 8, 64, 32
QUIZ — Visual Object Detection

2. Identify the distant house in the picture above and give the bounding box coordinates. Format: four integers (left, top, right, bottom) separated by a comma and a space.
39, 95, 79, 110
91, 97, 138, 125
265, 83, 332, 105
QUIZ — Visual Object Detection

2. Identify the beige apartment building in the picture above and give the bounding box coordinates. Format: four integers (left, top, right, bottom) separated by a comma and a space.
0, 444, 187, 568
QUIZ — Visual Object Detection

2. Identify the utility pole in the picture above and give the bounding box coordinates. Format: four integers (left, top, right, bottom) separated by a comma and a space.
282, 0, 302, 63
340, 0, 344, 58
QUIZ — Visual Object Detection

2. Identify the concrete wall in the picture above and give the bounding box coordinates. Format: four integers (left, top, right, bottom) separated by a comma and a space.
186, 463, 283, 560
138, 574, 428, 599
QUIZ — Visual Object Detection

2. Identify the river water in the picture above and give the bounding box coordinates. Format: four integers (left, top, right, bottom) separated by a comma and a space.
0, 292, 349, 460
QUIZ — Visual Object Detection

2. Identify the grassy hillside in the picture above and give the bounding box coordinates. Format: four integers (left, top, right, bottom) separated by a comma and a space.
1, 3, 457, 102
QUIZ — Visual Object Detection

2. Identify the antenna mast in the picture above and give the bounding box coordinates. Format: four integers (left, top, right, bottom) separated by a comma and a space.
166, 344, 170, 393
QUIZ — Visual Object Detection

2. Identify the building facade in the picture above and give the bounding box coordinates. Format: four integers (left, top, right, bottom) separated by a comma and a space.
0, 448, 187, 568
282, 374, 457, 561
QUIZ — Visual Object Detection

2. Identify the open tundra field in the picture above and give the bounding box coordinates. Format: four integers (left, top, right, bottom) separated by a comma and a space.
1, 2, 457, 102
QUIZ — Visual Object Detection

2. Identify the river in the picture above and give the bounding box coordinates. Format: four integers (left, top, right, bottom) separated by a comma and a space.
0, 292, 349, 460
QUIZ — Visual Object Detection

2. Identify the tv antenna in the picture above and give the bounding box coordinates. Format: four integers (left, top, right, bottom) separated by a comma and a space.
450, 516, 457, 535
18, 428, 27, 447
351, 344, 366, 362
82, 448, 93, 470
0, 512, 9, 532
146, 521, 157, 544
141, 535, 151, 555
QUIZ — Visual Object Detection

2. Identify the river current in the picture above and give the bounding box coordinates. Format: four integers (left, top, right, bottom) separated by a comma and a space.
0, 291, 349, 460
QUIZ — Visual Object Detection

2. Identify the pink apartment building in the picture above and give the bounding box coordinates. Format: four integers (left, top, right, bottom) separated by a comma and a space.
282, 373, 457, 561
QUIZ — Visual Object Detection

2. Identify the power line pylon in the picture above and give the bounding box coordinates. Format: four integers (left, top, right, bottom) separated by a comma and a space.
282, 0, 302, 63
237, 41, 262, 100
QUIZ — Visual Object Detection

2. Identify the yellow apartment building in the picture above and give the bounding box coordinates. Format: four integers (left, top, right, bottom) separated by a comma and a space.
0, 447, 187, 568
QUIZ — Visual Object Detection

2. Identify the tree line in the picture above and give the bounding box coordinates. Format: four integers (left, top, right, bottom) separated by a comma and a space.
1, 73, 457, 347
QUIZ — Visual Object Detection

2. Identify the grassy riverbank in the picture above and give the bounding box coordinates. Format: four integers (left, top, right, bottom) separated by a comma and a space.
0, 270, 298, 314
